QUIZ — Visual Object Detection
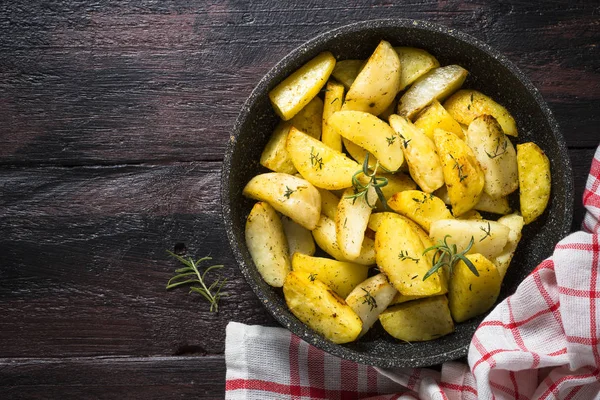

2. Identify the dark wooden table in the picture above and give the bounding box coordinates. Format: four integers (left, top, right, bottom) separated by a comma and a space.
0, 1, 598, 398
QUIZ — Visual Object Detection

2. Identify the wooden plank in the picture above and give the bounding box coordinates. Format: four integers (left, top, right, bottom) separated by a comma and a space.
0, 356, 225, 399
0, 1, 597, 166
0, 162, 276, 358
0, 148, 595, 358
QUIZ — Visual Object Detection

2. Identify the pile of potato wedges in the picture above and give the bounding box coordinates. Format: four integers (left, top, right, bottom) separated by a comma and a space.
243, 40, 551, 344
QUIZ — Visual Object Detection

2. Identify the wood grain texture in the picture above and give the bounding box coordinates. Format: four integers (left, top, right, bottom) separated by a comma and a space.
0, 0, 598, 397
0, 1, 598, 166
0, 356, 225, 399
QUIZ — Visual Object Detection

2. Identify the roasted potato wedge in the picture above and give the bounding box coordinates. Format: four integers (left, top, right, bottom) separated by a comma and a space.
413, 100, 464, 140
457, 209, 483, 221
388, 190, 453, 233
389, 292, 429, 306
375, 172, 417, 210
394, 47, 440, 91
312, 215, 376, 265
260, 121, 297, 174
245, 202, 291, 287
321, 81, 344, 151
290, 96, 324, 139
375, 216, 446, 296
474, 192, 511, 215
397, 65, 468, 119
281, 215, 316, 257
243, 172, 321, 230
517, 142, 551, 224
328, 111, 404, 172
346, 273, 398, 337
389, 114, 445, 193
292, 253, 368, 298
448, 253, 501, 323
283, 271, 362, 344
444, 89, 518, 137
342, 40, 401, 116
433, 129, 485, 216
286, 127, 359, 190
331, 59, 364, 89
494, 213, 525, 279
466, 115, 518, 198
336, 187, 376, 260
379, 296, 454, 342
269, 51, 336, 120
317, 188, 340, 220
342, 137, 378, 170
429, 219, 510, 260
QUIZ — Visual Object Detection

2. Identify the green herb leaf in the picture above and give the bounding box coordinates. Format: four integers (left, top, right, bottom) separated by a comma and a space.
422, 235, 479, 281
166, 251, 227, 312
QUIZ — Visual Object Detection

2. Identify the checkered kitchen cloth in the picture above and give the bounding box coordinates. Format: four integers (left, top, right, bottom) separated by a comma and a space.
225, 146, 600, 399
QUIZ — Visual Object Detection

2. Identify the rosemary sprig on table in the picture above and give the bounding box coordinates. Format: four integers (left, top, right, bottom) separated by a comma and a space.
422, 235, 479, 281
166, 251, 227, 313
345, 154, 389, 209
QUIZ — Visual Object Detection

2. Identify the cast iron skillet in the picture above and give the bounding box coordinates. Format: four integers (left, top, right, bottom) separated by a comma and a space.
221, 19, 573, 367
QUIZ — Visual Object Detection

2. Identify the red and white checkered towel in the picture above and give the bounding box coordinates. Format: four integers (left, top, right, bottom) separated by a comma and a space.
226, 146, 600, 399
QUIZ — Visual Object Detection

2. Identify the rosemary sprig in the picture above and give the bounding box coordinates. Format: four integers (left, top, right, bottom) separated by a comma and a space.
485, 137, 509, 159
449, 153, 468, 182
361, 288, 378, 311
345, 154, 389, 209
422, 235, 479, 281
398, 250, 420, 263
310, 147, 324, 170
479, 221, 492, 242
166, 251, 227, 313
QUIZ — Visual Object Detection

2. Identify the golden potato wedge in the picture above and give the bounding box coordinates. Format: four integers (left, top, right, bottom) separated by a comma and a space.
388, 190, 453, 233
328, 111, 404, 172
286, 127, 359, 190
290, 96, 324, 139
466, 115, 518, 198
342, 137, 378, 170
336, 187, 377, 260
317, 188, 340, 220
283, 271, 362, 344
321, 81, 344, 151
331, 59, 364, 89
413, 100, 464, 140
457, 209, 483, 220
260, 121, 297, 174
448, 253, 501, 323
379, 296, 454, 341
281, 215, 316, 257
243, 172, 321, 230
342, 40, 401, 115
394, 47, 440, 91
389, 292, 429, 306
368, 212, 435, 251
367, 212, 400, 232
494, 213, 525, 279
429, 219, 510, 260
433, 129, 485, 216
245, 202, 291, 287
375, 172, 417, 210
375, 216, 445, 296
517, 142, 551, 224
269, 51, 336, 121
444, 89, 518, 137
389, 114, 445, 193
345, 273, 398, 337
292, 253, 368, 298
312, 215, 376, 265
474, 192, 511, 215
397, 65, 468, 120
